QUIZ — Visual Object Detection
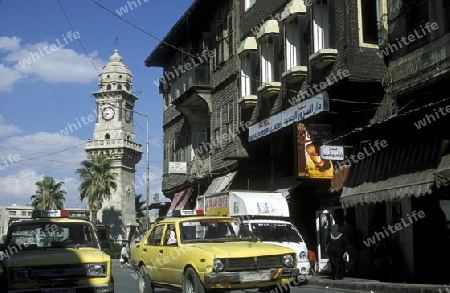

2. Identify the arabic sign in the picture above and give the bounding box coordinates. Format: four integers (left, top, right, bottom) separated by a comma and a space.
248, 113, 283, 141
297, 123, 334, 179
319, 145, 344, 160
249, 94, 329, 141
168, 162, 187, 174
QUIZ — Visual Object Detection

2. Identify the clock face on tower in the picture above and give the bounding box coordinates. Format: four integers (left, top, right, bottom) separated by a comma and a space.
102, 106, 115, 120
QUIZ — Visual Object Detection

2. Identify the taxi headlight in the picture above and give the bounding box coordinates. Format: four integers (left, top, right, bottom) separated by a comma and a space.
299, 251, 307, 260
213, 259, 225, 272
283, 254, 295, 268
86, 263, 107, 277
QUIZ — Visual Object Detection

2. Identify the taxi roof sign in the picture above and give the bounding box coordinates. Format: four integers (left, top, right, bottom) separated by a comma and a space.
171, 210, 204, 217
32, 210, 70, 218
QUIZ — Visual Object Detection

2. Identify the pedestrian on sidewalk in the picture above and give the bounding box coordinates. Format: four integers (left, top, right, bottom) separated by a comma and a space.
120, 244, 131, 268
327, 224, 347, 280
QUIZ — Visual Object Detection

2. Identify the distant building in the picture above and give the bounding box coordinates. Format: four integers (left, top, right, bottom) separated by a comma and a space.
0, 205, 90, 239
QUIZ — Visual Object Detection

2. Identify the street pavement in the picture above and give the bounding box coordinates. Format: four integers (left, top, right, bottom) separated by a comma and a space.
111, 259, 449, 293
306, 274, 448, 293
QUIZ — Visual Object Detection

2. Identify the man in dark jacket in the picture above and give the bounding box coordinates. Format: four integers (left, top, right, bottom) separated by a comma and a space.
327, 224, 347, 280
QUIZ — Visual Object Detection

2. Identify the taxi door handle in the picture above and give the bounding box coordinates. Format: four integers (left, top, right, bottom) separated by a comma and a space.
143, 248, 147, 252
159, 249, 163, 253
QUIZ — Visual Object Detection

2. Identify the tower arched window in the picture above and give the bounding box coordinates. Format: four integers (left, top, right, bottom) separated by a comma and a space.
106, 84, 111, 90
105, 134, 110, 139
117, 84, 122, 90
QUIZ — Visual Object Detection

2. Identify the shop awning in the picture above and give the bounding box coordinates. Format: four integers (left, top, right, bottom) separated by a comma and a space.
204, 172, 237, 195
269, 175, 302, 198
435, 153, 450, 189
340, 134, 442, 207
341, 168, 435, 207
167, 187, 193, 215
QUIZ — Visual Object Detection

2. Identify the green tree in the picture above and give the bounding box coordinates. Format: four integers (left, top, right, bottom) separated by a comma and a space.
30, 176, 66, 210
135, 194, 146, 234
77, 155, 117, 229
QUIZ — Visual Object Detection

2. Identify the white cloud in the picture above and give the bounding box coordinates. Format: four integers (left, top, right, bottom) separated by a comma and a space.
0, 131, 163, 208
0, 114, 22, 136
0, 169, 83, 207
0, 36, 21, 52
0, 35, 105, 91
0, 63, 23, 92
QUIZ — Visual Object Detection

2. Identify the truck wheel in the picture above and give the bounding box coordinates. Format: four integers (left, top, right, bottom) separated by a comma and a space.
183, 267, 205, 293
137, 266, 154, 293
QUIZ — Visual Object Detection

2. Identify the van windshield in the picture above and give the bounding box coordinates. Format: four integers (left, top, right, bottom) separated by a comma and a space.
250, 222, 303, 243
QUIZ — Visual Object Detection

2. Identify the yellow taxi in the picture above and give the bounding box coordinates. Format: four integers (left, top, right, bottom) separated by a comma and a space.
130, 210, 299, 293
0, 210, 114, 293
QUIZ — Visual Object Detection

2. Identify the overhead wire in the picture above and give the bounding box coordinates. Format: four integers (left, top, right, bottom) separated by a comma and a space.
0, 0, 419, 184
89, 0, 382, 108
56, 0, 100, 74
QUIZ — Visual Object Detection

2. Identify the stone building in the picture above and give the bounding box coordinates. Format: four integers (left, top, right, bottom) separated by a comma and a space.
146, 0, 391, 276
340, 0, 450, 283
85, 50, 142, 243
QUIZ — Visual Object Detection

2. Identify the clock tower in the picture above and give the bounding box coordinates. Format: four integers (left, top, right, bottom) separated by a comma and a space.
85, 49, 142, 242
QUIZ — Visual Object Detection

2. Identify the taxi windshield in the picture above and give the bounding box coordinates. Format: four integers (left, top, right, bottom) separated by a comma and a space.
4, 222, 99, 249
180, 218, 257, 243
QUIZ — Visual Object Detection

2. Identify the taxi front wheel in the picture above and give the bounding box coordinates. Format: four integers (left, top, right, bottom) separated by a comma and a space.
183, 268, 205, 293
138, 266, 154, 293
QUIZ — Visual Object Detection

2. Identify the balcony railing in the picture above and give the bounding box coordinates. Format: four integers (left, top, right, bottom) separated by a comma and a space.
86, 139, 142, 152
170, 65, 211, 99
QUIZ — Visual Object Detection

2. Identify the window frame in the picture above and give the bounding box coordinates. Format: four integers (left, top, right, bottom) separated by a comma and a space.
245, 0, 256, 12
357, 0, 388, 48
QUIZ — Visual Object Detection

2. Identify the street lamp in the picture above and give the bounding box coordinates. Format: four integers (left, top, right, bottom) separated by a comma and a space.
133, 110, 150, 232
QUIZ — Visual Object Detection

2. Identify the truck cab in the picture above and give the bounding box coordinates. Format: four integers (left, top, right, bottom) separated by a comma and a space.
0, 210, 114, 293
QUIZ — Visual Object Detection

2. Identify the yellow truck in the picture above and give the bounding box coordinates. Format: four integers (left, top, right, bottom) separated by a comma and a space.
0, 210, 114, 293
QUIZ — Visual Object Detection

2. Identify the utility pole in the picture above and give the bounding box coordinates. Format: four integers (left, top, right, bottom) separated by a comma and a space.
132, 109, 150, 232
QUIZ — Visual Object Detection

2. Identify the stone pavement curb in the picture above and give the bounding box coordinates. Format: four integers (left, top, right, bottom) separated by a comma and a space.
306, 275, 447, 293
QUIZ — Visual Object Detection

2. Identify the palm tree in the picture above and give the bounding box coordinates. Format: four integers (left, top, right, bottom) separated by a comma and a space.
135, 194, 146, 234
77, 155, 117, 229
31, 176, 66, 210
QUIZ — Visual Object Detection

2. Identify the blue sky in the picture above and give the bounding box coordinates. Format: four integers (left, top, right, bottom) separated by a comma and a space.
0, 0, 195, 207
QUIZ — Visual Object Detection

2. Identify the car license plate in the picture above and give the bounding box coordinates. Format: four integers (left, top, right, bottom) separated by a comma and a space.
240, 271, 270, 283
42, 289, 76, 293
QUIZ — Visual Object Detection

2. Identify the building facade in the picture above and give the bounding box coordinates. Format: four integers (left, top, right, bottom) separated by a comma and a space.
146, 0, 400, 279
340, 0, 450, 284
85, 50, 142, 243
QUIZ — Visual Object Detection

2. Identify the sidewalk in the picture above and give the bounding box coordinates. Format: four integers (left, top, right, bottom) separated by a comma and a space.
306, 275, 447, 293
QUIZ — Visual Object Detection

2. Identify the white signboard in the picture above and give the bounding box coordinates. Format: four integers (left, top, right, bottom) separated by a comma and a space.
320, 145, 345, 160
168, 162, 187, 174
249, 94, 329, 141
248, 112, 283, 141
